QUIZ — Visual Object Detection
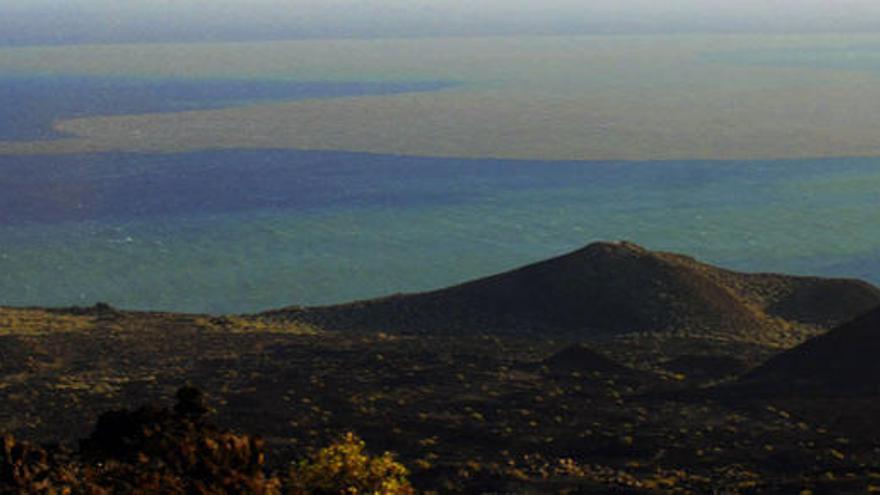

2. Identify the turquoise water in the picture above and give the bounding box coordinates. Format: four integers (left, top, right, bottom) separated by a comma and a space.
3, 38, 880, 314
1, 150, 879, 314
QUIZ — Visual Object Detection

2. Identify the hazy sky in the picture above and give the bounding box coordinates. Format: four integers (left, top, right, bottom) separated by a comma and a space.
3, 0, 880, 45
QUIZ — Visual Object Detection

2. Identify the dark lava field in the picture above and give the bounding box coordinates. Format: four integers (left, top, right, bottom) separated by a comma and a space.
3, 242, 880, 493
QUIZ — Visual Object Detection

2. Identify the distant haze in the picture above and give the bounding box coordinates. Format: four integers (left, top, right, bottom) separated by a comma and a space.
3, 0, 880, 45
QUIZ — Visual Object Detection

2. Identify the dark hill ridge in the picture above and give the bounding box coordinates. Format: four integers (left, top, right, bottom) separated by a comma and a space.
528, 343, 654, 388
541, 343, 632, 375
739, 306, 880, 396
266, 241, 880, 346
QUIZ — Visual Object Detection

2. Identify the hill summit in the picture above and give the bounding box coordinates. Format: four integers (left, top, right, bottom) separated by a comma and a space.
267, 241, 880, 346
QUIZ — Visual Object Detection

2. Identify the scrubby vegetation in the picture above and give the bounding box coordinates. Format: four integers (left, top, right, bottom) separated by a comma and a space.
3, 245, 880, 493
0, 388, 414, 495
0, 308, 93, 335
287, 432, 414, 495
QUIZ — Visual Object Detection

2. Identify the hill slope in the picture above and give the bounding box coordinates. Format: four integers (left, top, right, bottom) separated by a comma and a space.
266, 241, 880, 345
541, 343, 634, 375
739, 306, 880, 396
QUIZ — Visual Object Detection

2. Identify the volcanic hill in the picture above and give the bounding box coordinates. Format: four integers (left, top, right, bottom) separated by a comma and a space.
740, 306, 880, 396
266, 241, 880, 346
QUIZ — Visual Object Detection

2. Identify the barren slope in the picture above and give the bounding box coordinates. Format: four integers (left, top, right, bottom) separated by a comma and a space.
267, 241, 880, 346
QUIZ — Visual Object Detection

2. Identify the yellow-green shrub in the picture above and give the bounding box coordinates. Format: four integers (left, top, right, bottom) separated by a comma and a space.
286, 432, 414, 495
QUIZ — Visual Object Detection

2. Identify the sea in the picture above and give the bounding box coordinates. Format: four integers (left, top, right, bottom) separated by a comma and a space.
2, 36, 880, 313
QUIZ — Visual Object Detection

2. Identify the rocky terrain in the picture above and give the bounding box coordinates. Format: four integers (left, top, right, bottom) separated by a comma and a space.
2, 242, 880, 493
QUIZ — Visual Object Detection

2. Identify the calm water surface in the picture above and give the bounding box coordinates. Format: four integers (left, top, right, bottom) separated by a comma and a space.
3, 38, 880, 313
0, 76, 455, 141
2, 150, 879, 313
